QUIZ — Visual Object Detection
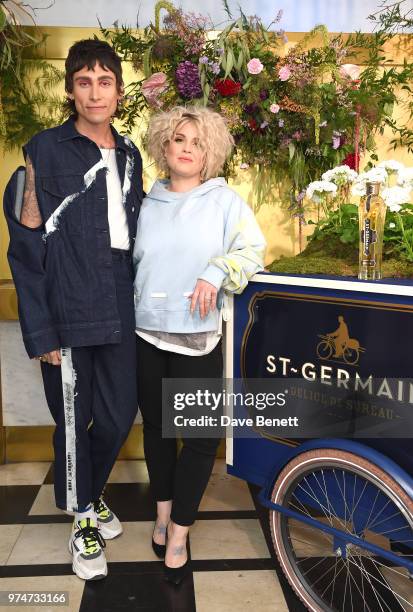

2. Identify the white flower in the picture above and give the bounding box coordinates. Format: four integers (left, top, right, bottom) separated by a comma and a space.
365, 167, 388, 183
351, 167, 387, 197
377, 159, 404, 174
306, 180, 337, 202
397, 167, 413, 189
382, 186, 411, 212
387, 203, 402, 212
322, 165, 358, 186
388, 222, 396, 228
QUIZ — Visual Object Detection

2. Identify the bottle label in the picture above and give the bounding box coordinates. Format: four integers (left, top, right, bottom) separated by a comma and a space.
361, 219, 377, 264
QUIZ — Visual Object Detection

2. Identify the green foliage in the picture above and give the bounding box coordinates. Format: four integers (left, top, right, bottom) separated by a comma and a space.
306, 200, 413, 268
308, 204, 359, 246
384, 204, 413, 261
0, 2, 64, 149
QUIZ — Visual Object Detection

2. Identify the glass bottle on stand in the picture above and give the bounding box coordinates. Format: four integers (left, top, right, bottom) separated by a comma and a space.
358, 181, 386, 280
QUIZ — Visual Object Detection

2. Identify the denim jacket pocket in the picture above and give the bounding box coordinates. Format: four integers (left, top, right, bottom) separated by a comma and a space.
41, 174, 84, 234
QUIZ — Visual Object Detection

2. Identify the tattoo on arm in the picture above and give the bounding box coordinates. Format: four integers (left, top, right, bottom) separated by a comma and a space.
21, 156, 43, 228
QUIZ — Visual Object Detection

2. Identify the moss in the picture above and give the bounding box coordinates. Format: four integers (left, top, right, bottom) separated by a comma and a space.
268, 237, 413, 278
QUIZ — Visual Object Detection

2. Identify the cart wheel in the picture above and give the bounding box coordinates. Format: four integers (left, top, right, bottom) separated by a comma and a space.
269, 449, 413, 612
316, 341, 333, 360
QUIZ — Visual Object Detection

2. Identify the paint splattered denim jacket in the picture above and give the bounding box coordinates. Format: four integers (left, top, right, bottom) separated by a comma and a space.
4, 116, 143, 358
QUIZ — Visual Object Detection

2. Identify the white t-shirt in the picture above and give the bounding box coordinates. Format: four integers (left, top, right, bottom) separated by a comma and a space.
100, 148, 129, 250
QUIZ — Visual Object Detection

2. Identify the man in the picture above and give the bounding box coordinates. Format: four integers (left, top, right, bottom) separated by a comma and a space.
328, 315, 350, 358
4, 39, 143, 580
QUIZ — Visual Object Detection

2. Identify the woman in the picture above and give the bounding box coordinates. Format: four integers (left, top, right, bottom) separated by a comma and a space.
133, 105, 266, 583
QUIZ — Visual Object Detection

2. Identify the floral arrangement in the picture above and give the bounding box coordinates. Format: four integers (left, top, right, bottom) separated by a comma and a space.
101, 0, 413, 216
305, 160, 413, 264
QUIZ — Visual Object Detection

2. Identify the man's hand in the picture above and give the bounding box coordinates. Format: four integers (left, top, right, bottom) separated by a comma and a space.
190, 279, 218, 319
35, 349, 62, 366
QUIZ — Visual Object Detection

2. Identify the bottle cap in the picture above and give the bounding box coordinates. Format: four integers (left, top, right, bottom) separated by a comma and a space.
366, 181, 381, 195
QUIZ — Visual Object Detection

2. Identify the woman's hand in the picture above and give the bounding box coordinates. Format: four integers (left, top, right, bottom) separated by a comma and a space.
35, 349, 62, 366
190, 279, 217, 319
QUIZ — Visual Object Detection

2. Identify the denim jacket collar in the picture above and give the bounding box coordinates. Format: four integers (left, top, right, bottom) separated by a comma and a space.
57, 115, 130, 152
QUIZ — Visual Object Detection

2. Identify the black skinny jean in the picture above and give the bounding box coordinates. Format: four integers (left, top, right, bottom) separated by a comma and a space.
136, 334, 222, 526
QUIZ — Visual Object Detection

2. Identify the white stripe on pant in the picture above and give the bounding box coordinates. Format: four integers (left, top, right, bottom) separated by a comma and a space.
61, 347, 78, 511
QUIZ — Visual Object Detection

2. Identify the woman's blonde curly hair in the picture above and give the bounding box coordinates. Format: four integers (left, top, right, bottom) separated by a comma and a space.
145, 105, 234, 181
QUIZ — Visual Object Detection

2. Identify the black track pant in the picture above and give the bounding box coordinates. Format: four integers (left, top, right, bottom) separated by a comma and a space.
136, 334, 223, 526
41, 250, 138, 511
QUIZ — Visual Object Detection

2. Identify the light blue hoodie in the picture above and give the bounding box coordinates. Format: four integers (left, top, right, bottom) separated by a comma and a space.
133, 177, 266, 333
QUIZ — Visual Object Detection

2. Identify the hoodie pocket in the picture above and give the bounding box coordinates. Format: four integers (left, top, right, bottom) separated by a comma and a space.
149, 292, 168, 309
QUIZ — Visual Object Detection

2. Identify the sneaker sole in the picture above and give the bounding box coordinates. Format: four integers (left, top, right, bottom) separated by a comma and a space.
98, 524, 123, 540
72, 563, 107, 581
69, 541, 108, 581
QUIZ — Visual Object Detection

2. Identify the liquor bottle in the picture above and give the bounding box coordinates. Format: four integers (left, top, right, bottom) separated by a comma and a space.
358, 181, 386, 280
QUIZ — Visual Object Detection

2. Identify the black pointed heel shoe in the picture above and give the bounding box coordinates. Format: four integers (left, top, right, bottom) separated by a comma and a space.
163, 527, 191, 585
164, 557, 190, 585
152, 538, 166, 559
152, 522, 167, 559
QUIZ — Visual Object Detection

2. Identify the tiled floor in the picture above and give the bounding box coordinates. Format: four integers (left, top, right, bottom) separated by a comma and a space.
0, 460, 306, 612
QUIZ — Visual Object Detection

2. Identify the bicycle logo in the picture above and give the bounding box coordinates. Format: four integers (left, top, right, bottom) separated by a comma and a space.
316, 315, 366, 365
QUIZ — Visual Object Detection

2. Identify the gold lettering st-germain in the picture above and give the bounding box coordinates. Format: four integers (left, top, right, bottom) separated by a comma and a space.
358, 181, 386, 280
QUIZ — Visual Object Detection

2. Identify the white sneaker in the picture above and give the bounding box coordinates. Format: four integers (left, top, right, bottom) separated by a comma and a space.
94, 498, 123, 539
69, 517, 107, 581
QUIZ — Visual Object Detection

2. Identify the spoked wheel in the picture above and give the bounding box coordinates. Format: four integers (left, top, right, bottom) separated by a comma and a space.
343, 347, 359, 365
317, 341, 333, 360
269, 449, 413, 612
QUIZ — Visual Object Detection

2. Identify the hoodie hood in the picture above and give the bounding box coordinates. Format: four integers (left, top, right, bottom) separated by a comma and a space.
145, 177, 227, 203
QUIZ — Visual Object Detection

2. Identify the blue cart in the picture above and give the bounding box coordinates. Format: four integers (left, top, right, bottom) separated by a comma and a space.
225, 273, 413, 611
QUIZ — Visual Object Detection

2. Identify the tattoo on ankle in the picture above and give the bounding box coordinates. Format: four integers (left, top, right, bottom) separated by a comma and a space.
173, 545, 185, 556
156, 525, 167, 535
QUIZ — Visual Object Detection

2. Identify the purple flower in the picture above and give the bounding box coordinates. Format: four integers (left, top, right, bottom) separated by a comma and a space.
244, 102, 259, 115
274, 9, 283, 22
175, 61, 203, 99
199, 56, 209, 64
278, 119, 284, 127
209, 61, 220, 75
260, 121, 269, 129
332, 131, 342, 149
259, 89, 269, 101
276, 29, 288, 44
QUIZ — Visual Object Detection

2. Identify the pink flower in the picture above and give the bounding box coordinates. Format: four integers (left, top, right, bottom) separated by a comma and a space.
278, 66, 291, 81
270, 103, 280, 114
339, 63, 361, 81
247, 58, 264, 75
141, 72, 168, 108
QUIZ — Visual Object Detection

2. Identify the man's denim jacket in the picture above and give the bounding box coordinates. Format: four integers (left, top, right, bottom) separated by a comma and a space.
4, 116, 143, 358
